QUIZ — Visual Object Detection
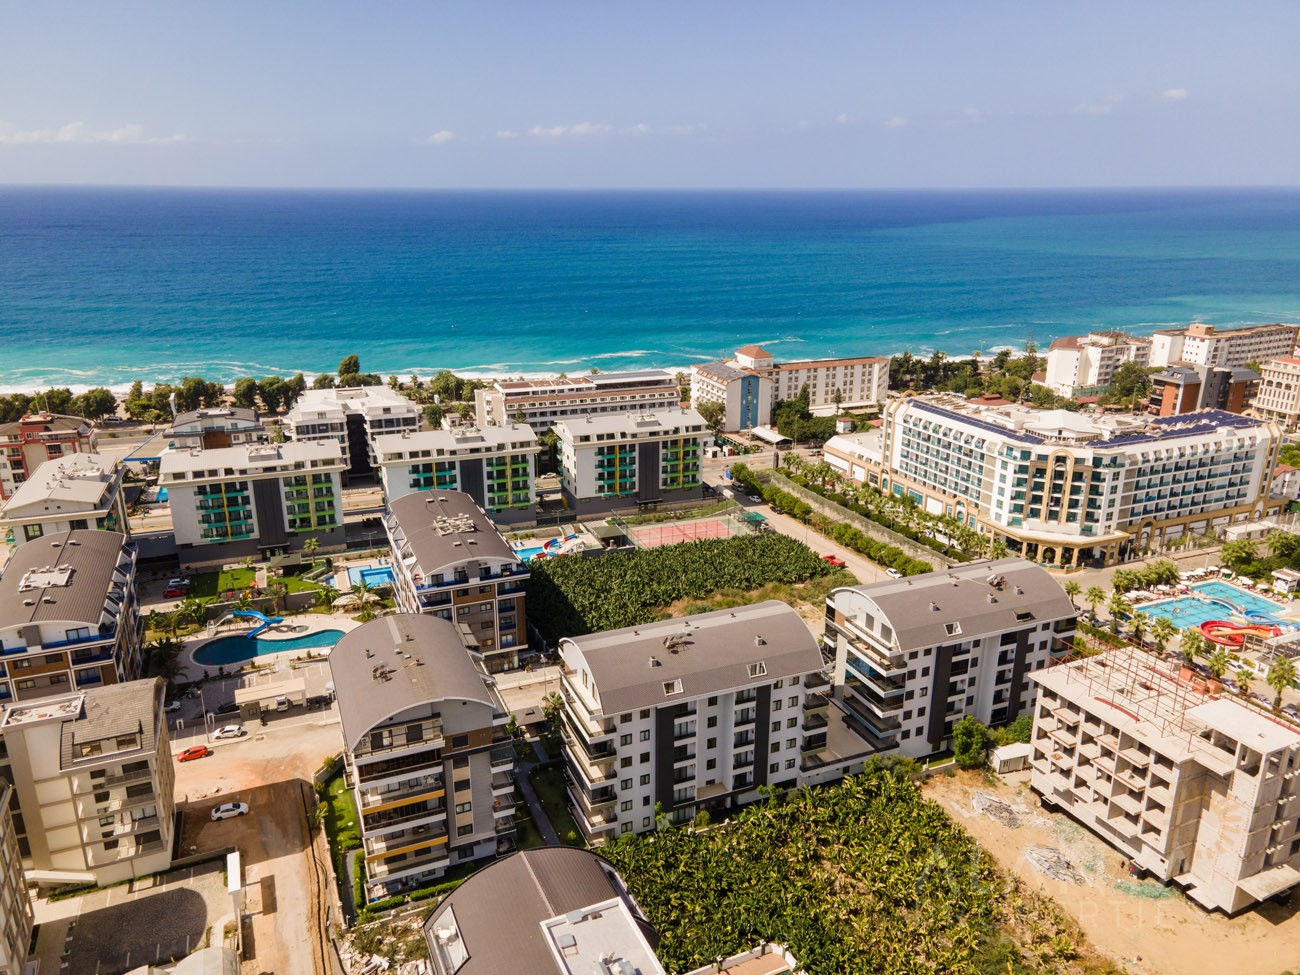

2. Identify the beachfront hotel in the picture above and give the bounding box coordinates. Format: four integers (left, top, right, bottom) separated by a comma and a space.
0, 453, 128, 548
558, 601, 848, 843
0, 530, 142, 704
0, 785, 32, 975
553, 409, 707, 514
1043, 331, 1152, 397
159, 440, 347, 571
824, 393, 1282, 567
373, 423, 539, 521
0, 679, 175, 887
329, 614, 515, 901
1251, 357, 1300, 432
473, 370, 681, 433
0, 412, 97, 501
284, 386, 421, 479
384, 491, 528, 672
166, 406, 267, 451
1149, 322, 1299, 371
1031, 647, 1300, 914
824, 559, 1076, 759
688, 360, 773, 432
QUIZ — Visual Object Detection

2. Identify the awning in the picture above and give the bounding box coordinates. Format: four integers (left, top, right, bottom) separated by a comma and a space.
26, 868, 96, 886
234, 678, 307, 706
750, 425, 791, 446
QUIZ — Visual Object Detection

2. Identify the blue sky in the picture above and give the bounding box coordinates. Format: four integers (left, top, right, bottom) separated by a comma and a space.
1, 1, 1297, 188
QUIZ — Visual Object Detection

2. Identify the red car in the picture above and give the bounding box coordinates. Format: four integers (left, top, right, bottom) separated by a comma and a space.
822, 554, 846, 568
178, 745, 211, 762
163, 586, 189, 598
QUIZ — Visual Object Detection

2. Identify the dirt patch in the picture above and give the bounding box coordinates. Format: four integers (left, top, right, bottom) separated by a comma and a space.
1025, 846, 1086, 886
972, 790, 1022, 828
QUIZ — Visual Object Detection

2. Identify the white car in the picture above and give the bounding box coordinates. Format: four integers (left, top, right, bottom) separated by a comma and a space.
886, 568, 902, 579
167, 577, 191, 589
210, 802, 249, 821
164, 700, 182, 713
212, 725, 246, 741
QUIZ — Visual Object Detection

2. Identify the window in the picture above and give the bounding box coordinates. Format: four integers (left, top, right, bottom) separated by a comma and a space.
452, 755, 469, 768
620, 734, 632, 746
770, 743, 780, 754
706, 737, 717, 749
944, 622, 962, 636
643, 817, 652, 828
786, 717, 797, 729
621, 800, 632, 812
706, 758, 716, 770
621, 823, 632, 834
621, 757, 632, 768
455, 801, 472, 814
640, 752, 650, 764
457, 606, 471, 617
620, 778, 632, 790
707, 715, 717, 728
707, 696, 718, 706
457, 823, 473, 836
640, 729, 650, 742
643, 796, 651, 806
770, 762, 780, 773
640, 774, 650, 786
787, 696, 797, 707
747, 662, 767, 678
663, 679, 682, 695
620, 713, 631, 724
786, 738, 796, 750
451, 735, 469, 749
639, 709, 651, 719
785, 758, 796, 769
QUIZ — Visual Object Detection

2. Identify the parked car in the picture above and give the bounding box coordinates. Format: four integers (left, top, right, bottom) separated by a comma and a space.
214, 702, 241, 715
167, 577, 191, 589
177, 745, 211, 762
210, 802, 250, 821
305, 694, 332, 711
274, 696, 290, 712
770, 504, 785, 515
1282, 704, 1300, 719
886, 568, 903, 579
163, 586, 189, 598
213, 725, 246, 740
746, 494, 762, 504
822, 554, 846, 568
164, 700, 182, 713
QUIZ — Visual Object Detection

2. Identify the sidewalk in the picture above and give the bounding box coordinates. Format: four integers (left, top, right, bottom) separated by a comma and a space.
516, 739, 561, 846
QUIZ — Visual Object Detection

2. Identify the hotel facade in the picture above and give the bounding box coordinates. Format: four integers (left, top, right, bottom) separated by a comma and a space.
285, 386, 421, 478
1149, 322, 1299, 370
473, 371, 681, 433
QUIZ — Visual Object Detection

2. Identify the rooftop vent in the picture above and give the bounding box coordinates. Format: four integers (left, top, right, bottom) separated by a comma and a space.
929, 602, 940, 612
648, 656, 661, 667
986, 594, 998, 604
754, 635, 765, 646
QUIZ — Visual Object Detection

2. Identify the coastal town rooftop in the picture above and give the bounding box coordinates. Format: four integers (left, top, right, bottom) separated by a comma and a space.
554, 407, 706, 439
1, 453, 120, 513
158, 440, 346, 480
493, 369, 676, 392
373, 423, 537, 460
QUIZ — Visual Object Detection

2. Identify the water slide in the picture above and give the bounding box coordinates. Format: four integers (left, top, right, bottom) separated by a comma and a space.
1200, 620, 1280, 647
232, 609, 284, 638
1244, 609, 1300, 630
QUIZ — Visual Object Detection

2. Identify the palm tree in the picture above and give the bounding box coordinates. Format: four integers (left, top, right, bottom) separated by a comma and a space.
1063, 580, 1081, 609
1206, 647, 1231, 682
267, 583, 288, 616
1180, 628, 1207, 667
1106, 592, 1131, 634
1085, 586, 1105, 620
1236, 666, 1256, 697
1150, 617, 1177, 658
1267, 656, 1298, 709
302, 536, 320, 561
1129, 610, 1149, 645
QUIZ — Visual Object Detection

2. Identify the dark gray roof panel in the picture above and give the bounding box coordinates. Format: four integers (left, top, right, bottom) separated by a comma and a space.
60, 678, 164, 771
0, 530, 130, 628
388, 491, 521, 574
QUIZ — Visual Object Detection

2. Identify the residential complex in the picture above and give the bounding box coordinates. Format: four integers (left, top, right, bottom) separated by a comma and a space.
159, 440, 346, 570
554, 409, 706, 514
1031, 648, 1300, 915
824, 559, 1075, 759
0, 786, 31, 975
284, 386, 421, 478
384, 491, 529, 672
474, 370, 681, 432
558, 601, 843, 842
0, 530, 141, 704
688, 360, 773, 432
1147, 364, 1258, 417
374, 423, 539, 520
1149, 322, 1299, 370
0, 453, 128, 547
0, 679, 175, 886
1252, 357, 1300, 432
834, 393, 1281, 567
166, 407, 266, 451
0, 413, 97, 501
329, 614, 515, 901
423, 848, 664, 975
1043, 331, 1152, 396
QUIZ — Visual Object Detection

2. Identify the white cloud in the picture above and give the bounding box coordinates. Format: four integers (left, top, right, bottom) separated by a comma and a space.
424, 130, 457, 145
622, 123, 652, 137
884, 116, 910, 129
836, 113, 851, 125
1074, 94, 1126, 116
528, 122, 613, 138
0, 120, 188, 145
1161, 88, 1189, 100
496, 129, 519, 140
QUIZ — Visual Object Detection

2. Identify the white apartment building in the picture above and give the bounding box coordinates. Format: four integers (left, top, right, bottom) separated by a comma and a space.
384, 491, 529, 672
160, 441, 346, 570
1149, 323, 1299, 370
0, 786, 31, 975
330, 615, 515, 901
857, 394, 1282, 567
1044, 331, 1152, 396
0, 453, 128, 548
1252, 357, 1300, 432
374, 424, 539, 521
733, 345, 890, 415
554, 409, 706, 514
0, 679, 175, 886
688, 361, 773, 432
474, 371, 680, 432
0, 530, 141, 705
1032, 648, 1300, 914
284, 386, 421, 478
824, 559, 1076, 758
558, 601, 846, 843
166, 407, 266, 451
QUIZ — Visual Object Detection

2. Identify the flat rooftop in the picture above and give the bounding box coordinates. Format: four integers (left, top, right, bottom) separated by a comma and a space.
1, 453, 119, 514
158, 439, 345, 476
554, 408, 705, 439
539, 897, 666, 975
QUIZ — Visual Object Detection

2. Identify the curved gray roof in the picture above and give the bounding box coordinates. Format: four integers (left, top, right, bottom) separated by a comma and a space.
0, 530, 129, 627
387, 491, 519, 573
329, 614, 499, 751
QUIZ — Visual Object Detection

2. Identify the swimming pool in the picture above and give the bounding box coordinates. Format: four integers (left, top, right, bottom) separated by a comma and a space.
193, 629, 344, 667
1143, 582, 1285, 630
515, 544, 546, 561
1194, 581, 1283, 614
347, 565, 394, 588
157, 487, 169, 502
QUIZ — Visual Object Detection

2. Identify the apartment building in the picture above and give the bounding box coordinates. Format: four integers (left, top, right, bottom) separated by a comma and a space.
159, 441, 346, 570
689, 360, 773, 432
166, 407, 266, 451
423, 848, 664, 975
374, 423, 539, 520
558, 601, 837, 843
284, 386, 421, 478
732, 345, 890, 414
0, 453, 128, 547
1031, 647, 1300, 914
329, 614, 514, 901
0, 530, 141, 705
1043, 331, 1152, 396
1148, 364, 1258, 417
856, 393, 1281, 568
1252, 357, 1300, 432
0, 786, 31, 975
384, 491, 528, 672
1149, 322, 1299, 370
474, 371, 680, 432
0, 679, 175, 886
0, 413, 97, 501
824, 559, 1075, 758
554, 409, 706, 514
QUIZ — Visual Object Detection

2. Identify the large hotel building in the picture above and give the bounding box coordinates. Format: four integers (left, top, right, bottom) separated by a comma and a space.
474, 371, 681, 433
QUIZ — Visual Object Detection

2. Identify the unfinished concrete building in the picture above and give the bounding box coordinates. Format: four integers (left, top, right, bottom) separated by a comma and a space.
1031, 647, 1300, 914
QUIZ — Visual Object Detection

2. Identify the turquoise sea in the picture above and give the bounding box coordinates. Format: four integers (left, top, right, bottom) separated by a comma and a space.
1, 187, 1299, 390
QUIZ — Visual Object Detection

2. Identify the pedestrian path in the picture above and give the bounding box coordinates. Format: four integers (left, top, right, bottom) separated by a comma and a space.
516, 738, 561, 846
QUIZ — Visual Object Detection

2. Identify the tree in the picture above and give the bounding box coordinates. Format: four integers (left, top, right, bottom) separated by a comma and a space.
1236, 666, 1256, 697
72, 387, 118, 422
1106, 591, 1131, 634
832, 387, 844, 413
456, 402, 474, 423
1085, 586, 1105, 620
1150, 616, 1177, 658
311, 372, 335, 390
1179, 628, 1206, 667
302, 536, 321, 560
541, 691, 564, 733
232, 377, 259, 409
1110, 361, 1154, 403
1221, 539, 1260, 572
258, 376, 287, 413
1129, 610, 1149, 645
1206, 647, 1232, 682
144, 637, 185, 688
695, 399, 726, 434
284, 372, 307, 409
1267, 656, 1297, 709
338, 354, 361, 377
952, 716, 990, 769
1063, 580, 1081, 609
424, 402, 444, 428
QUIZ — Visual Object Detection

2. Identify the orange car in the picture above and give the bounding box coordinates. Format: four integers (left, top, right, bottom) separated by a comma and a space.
178, 745, 211, 762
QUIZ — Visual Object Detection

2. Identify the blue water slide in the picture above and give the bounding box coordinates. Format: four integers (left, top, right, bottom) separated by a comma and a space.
232, 609, 284, 638
1244, 609, 1300, 630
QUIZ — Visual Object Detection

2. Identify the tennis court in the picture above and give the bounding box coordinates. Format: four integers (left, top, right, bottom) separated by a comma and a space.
631, 518, 735, 549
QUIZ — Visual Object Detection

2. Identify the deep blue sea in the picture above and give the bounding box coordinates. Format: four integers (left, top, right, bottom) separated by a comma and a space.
2, 186, 1299, 390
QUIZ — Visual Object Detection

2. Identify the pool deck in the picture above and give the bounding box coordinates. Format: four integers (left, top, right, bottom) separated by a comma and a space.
179, 614, 361, 681
331, 556, 396, 592
1141, 581, 1300, 630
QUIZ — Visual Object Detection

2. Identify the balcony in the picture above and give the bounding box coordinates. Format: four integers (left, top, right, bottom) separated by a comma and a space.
364, 823, 449, 858
490, 746, 514, 771
492, 796, 516, 817
734, 711, 756, 728
567, 749, 617, 786
491, 772, 514, 795
367, 846, 449, 880
359, 774, 444, 809
672, 745, 696, 765
494, 817, 517, 835
802, 712, 828, 732
74, 766, 154, 792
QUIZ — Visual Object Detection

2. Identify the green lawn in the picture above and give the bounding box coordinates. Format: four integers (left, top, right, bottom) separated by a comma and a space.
322, 771, 360, 855
189, 567, 256, 599
513, 786, 546, 850
528, 765, 584, 846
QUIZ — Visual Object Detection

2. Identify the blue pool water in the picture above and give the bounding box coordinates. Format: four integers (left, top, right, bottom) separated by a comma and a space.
1193, 581, 1283, 614
1144, 583, 1285, 630
157, 487, 169, 501
347, 565, 394, 588
515, 544, 546, 561
194, 629, 345, 667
